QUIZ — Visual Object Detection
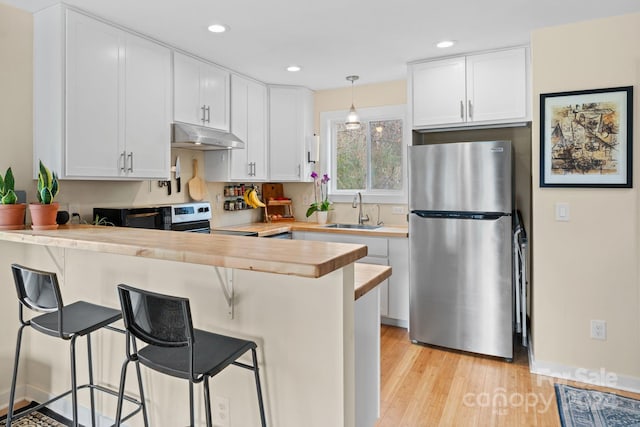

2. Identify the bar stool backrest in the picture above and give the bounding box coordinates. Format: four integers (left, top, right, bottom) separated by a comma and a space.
11, 263, 65, 338
117, 284, 194, 348
12, 263, 62, 312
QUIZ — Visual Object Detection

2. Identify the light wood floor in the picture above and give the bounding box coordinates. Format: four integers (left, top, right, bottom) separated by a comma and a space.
376, 325, 640, 427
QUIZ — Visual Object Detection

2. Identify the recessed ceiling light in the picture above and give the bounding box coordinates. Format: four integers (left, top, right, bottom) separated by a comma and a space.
208, 24, 228, 33
436, 40, 455, 48
287, 65, 301, 72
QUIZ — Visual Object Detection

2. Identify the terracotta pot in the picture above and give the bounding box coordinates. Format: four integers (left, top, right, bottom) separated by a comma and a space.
29, 202, 59, 230
0, 203, 27, 230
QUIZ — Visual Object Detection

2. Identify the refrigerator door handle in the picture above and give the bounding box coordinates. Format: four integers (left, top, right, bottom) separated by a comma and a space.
413, 211, 508, 220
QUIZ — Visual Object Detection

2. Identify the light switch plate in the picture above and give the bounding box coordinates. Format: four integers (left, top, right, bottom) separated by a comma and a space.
555, 202, 570, 221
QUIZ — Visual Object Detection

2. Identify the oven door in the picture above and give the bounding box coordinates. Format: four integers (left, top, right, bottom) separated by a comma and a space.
171, 220, 211, 233
124, 211, 163, 229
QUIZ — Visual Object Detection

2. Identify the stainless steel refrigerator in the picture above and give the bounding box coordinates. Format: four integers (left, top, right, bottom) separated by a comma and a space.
408, 140, 513, 359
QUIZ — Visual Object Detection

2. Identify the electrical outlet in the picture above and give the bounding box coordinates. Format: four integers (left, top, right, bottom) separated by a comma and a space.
591, 320, 607, 340
391, 206, 404, 215
212, 395, 229, 427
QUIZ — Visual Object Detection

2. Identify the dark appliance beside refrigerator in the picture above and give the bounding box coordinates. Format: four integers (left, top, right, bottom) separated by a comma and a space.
408, 140, 514, 359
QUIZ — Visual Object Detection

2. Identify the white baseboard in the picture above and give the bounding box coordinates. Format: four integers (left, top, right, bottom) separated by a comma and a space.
528, 339, 640, 394
381, 316, 408, 328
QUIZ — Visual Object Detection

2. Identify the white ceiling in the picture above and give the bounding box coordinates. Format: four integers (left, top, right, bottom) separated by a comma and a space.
3, 0, 640, 90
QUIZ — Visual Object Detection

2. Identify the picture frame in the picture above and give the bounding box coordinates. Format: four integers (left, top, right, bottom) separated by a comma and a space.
540, 86, 633, 188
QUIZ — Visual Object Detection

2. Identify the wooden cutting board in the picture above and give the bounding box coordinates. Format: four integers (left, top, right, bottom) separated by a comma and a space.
188, 158, 205, 201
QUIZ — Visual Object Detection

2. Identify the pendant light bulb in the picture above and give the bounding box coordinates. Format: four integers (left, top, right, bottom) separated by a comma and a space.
345, 75, 361, 130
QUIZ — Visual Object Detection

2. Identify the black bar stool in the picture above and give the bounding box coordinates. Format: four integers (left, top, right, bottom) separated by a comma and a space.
114, 284, 267, 427
6, 263, 146, 427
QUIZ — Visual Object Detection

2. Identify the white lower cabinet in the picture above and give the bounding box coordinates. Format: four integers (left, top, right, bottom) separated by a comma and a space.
293, 231, 409, 326
388, 237, 409, 324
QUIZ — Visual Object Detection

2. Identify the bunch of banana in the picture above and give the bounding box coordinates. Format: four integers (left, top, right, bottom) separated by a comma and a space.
243, 187, 266, 208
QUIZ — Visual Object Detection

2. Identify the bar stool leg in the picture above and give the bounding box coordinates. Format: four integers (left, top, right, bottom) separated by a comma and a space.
7, 324, 27, 427
87, 334, 97, 427
131, 339, 149, 427
203, 377, 213, 427
252, 348, 267, 427
114, 357, 131, 427
189, 382, 195, 427
70, 335, 79, 427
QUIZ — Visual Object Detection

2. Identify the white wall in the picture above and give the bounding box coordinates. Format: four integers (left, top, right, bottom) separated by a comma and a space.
531, 13, 640, 387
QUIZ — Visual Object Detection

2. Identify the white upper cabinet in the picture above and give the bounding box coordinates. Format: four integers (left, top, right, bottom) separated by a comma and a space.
174, 52, 230, 131
269, 86, 314, 182
35, 6, 171, 179
230, 75, 267, 180
205, 75, 267, 182
123, 34, 172, 178
412, 57, 466, 127
65, 10, 121, 177
411, 47, 529, 129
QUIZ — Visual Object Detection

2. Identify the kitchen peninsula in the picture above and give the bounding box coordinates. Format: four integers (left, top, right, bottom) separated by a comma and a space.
0, 226, 388, 427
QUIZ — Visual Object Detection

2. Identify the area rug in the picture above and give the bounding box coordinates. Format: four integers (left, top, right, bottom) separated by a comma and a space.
0, 401, 74, 427
555, 383, 640, 427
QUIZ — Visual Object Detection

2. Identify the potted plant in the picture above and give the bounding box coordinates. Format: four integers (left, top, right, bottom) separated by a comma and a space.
306, 171, 331, 224
0, 167, 27, 230
29, 161, 60, 230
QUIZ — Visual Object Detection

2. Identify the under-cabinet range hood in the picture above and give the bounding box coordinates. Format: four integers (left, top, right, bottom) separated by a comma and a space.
171, 122, 245, 150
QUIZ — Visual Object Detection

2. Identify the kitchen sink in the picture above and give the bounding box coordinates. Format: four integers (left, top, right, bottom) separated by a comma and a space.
322, 223, 382, 230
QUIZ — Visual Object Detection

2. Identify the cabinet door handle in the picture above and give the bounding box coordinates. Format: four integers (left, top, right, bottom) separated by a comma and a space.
252, 162, 256, 176
468, 100, 473, 120
247, 163, 252, 176
205, 106, 211, 123
201, 105, 206, 124
120, 151, 126, 172
460, 100, 464, 120
297, 164, 301, 177
127, 152, 134, 172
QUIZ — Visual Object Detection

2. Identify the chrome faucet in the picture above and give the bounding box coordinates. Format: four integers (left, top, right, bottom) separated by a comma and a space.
352, 192, 369, 225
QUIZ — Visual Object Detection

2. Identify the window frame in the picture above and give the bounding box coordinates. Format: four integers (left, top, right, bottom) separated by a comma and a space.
321, 104, 409, 204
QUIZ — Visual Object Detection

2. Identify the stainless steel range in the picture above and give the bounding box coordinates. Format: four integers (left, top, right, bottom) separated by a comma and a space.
169, 202, 212, 233
93, 202, 212, 233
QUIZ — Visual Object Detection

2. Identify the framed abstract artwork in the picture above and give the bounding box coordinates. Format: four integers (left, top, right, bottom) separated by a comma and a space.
540, 86, 633, 188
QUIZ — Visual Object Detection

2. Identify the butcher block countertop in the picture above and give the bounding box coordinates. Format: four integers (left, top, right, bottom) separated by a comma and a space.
214, 221, 409, 238
354, 263, 391, 300
0, 225, 367, 279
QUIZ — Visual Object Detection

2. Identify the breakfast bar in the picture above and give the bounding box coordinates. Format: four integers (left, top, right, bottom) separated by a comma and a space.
0, 225, 388, 427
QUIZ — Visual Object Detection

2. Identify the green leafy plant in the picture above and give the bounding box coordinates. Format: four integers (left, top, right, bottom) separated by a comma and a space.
306, 172, 331, 217
36, 161, 59, 204
93, 214, 114, 226
0, 167, 18, 204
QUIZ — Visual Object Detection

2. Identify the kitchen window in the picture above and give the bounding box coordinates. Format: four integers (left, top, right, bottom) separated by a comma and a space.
322, 105, 408, 203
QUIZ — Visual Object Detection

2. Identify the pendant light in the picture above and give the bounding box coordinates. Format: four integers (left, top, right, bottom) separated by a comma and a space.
345, 75, 361, 130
